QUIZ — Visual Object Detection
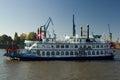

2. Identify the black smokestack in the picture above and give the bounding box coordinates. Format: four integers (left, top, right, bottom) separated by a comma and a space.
86, 24, 90, 42
40, 27, 43, 42
87, 24, 89, 39
81, 26, 83, 37
73, 15, 76, 36
37, 28, 39, 35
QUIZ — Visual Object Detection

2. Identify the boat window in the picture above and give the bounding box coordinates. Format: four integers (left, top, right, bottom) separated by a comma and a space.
46, 51, 50, 56
88, 51, 91, 55
92, 45, 95, 48
104, 45, 107, 48
51, 51, 55, 55
56, 45, 60, 48
77, 39, 79, 42
92, 51, 95, 55
80, 39, 82, 42
79, 45, 82, 48
75, 52, 79, 56
42, 45, 45, 48
65, 51, 69, 55
31, 50, 37, 54
56, 51, 60, 55
100, 45, 103, 48
70, 45, 73, 48
105, 50, 108, 54
42, 51, 45, 56
33, 46, 36, 48
74, 39, 76, 42
84, 45, 86, 48
37, 50, 40, 56
70, 51, 73, 55
96, 51, 99, 55
75, 45, 78, 48
61, 51, 64, 55
81, 51, 85, 55
65, 45, 69, 48
96, 45, 99, 48
101, 51, 103, 54
61, 45, 64, 48
88, 45, 91, 48
46, 45, 50, 48
51, 45, 54, 48
37, 50, 40, 54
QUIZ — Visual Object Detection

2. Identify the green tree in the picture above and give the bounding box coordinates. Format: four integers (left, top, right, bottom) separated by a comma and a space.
19, 33, 27, 48
0, 34, 13, 48
14, 32, 20, 44
20, 33, 27, 42
27, 32, 36, 41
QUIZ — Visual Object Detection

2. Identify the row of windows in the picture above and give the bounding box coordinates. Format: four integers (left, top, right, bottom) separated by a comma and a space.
35, 44, 109, 49
31, 50, 108, 56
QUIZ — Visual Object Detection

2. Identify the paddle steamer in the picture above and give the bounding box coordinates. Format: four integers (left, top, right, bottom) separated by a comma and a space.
4, 16, 115, 60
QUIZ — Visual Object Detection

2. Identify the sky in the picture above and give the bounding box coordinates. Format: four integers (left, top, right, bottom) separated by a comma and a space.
0, 0, 120, 41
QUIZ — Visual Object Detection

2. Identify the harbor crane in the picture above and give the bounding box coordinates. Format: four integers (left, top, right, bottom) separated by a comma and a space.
108, 24, 116, 48
108, 24, 112, 42
43, 17, 54, 38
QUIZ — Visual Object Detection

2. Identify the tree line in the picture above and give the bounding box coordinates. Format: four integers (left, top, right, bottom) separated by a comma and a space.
0, 32, 37, 49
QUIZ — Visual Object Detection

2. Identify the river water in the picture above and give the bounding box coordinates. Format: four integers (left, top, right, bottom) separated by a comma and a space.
0, 49, 120, 80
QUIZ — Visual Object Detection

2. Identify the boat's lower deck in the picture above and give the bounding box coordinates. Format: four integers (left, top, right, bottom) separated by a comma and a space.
4, 52, 114, 61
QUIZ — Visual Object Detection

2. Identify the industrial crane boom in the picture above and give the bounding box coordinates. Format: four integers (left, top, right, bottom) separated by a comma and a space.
108, 24, 112, 42
43, 17, 54, 38
44, 17, 54, 31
